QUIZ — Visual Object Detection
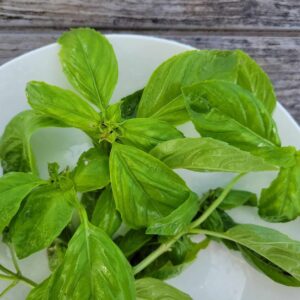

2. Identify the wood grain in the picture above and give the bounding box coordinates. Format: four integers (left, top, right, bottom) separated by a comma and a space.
0, 30, 299, 123
1, 0, 300, 30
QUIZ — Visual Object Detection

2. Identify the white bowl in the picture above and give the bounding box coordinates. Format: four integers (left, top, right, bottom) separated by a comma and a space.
0, 34, 300, 300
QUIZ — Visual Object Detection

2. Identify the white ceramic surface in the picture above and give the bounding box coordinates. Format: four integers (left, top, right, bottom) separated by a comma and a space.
0, 35, 300, 300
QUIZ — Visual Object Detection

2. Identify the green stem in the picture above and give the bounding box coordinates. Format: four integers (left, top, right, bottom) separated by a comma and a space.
132, 173, 243, 276
190, 228, 228, 240
0, 264, 37, 288
0, 274, 15, 281
190, 173, 244, 229
133, 231, 186, 276
8, 243, 21, 275
0, 280, 19, 298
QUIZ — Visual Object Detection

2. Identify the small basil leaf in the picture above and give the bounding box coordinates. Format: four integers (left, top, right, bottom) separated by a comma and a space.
0, 110, 64, 174
115, 229, 152, 258
150, 94, 189, 125
0, 172, 45, 233
239, 245, 300, 287
135, 277, 192, 300
11, 184, 74, 258
110, 143, 191, 228
58, 28, 118, 109
183, 80, 280, 148
137, 50, 238, 119
26, 81, 100, 136
259, 155, 300, 222
146, 192, 200, 236
222, 224, 300, 282
120, 89, 144, 119
91, 186, 121, 236
151, 137, 276, 173
118, 118, 184, 152
221, 190, 257, 210
47, 238, 68, 272
236, 50, 276, 113
26, 277, 50, 300
47, 223, 136, 299
71, 148, 110, 192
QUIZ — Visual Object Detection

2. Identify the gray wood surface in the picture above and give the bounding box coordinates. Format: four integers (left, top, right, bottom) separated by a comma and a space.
0, 1, 299, 123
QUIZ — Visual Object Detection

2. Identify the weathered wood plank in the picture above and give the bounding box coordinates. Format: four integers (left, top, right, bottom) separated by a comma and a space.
0, 30, 299, 123
1, 0, 300, 30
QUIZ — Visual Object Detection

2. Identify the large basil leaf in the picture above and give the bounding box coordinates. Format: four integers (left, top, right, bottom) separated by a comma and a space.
183, 80, 292, 166
0, 172, 45, 233
137, 50, 238, 121
259, 155, 300, 222
58, 28, 118, 109
26, 81, 100, 136
115, 229, 153, 258
135, 278, 192, 300
118, 118, 184, 152
0, 110, 64, 174
151, 137, 276, 173
71, 148, 110, 192
11, 184, 74, 258
91, 186, 121, 236
218, 224, 300, 282
110, 143, 191, 228
236, 50, 276, 113
46, 223, 136, 299
146, 192, 199, 236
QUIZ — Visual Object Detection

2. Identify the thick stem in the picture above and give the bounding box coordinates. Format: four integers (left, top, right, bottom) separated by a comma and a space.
190, 173, 244, 229
133, 231, 185, 276
132, 173, 243, 276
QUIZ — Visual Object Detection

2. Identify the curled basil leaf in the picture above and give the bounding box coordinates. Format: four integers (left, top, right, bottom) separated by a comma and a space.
0, 110, 64, 174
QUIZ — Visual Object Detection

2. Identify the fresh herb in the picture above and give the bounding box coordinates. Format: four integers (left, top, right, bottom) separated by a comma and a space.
0, 27, 299, 299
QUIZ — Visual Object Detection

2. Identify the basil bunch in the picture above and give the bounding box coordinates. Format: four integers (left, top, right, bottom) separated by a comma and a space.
0, 28, 300, 299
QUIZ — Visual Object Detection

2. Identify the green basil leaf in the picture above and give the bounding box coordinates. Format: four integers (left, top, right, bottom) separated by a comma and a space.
58, 28, 118, 109
135, 277, 192, 300
47, 238, 68, 272
0, 172, 45, 233
239, 245, 300, 287
71, 148, 110, 192
259, 155, 300, 222
26, 278, 50, 300
0, 110, 64, 174
26, 81, 100, 136
146, 192, 199, 236
236, 50, 276, 113
219, 189, 257, 210
115, 229, 153, 258
150, 94, 189, 125
221, 224, 300, 282
118, 118, 184, 152
11, 184, 74, 258
151, 137, 276, 173
47, 223, 136, 299
183, 80, 280, 148
110, 143, 191, 228
137, 50, 238, 120
91, 186, 121, 236
120, 89, 144, 119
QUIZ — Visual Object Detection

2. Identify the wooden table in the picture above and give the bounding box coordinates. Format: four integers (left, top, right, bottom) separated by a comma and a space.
0, 0, 299, 123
